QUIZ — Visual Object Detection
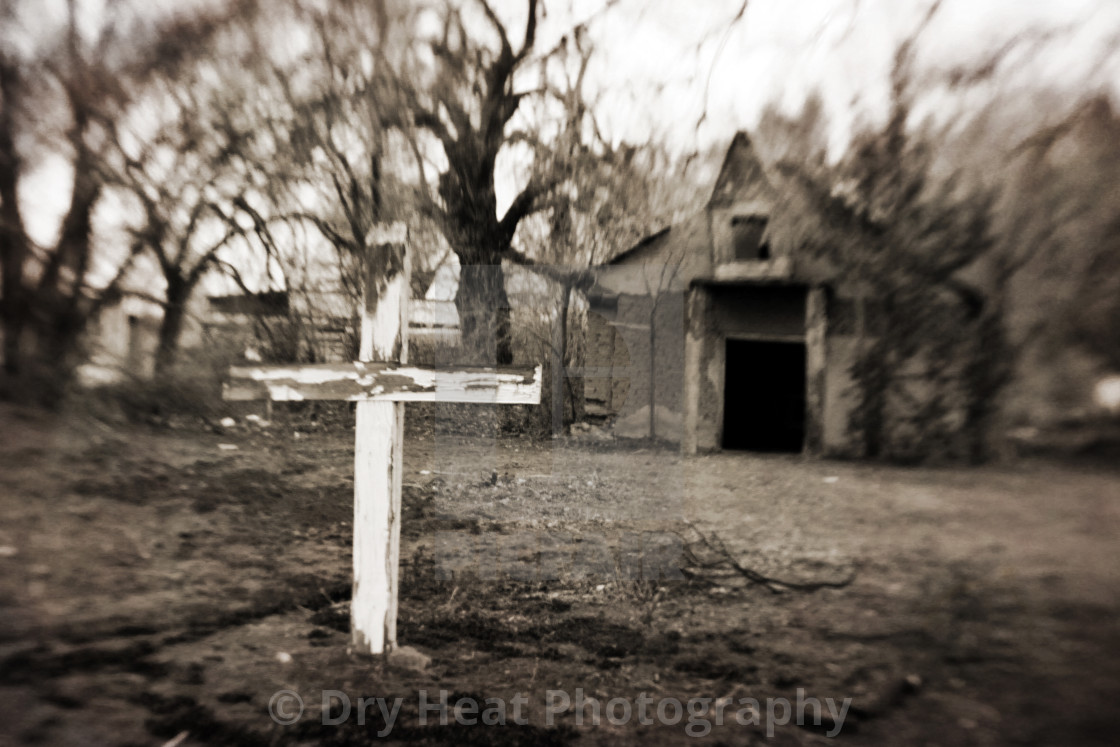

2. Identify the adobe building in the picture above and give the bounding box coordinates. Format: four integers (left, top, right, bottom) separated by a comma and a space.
585, 132, 865, 456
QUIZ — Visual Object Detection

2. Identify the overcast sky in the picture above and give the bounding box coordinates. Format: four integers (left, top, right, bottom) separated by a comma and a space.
541, 0, 1120, 154
18, 0, 1120, 258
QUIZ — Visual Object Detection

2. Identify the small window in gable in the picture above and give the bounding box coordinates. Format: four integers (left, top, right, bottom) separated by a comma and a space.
731, 215, 771, 260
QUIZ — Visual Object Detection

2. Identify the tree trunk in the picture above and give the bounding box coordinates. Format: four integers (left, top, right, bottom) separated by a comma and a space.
29, 301, 88, 397
154, 276, 191, 376
551, 286, 565, 436
2, 313, 23, 376
962, 309, 1007, 464
550, 280, 575, 435
1, 63, 26, 378
454, 262, 512, 365
560, 283, 583, 425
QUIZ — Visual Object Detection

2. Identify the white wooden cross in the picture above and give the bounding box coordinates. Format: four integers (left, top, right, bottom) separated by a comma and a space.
223, 223, 541, 655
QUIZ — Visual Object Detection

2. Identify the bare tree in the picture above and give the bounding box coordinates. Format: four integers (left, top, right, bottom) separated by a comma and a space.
511, 28, 709, 433
193, 0, 645, 387
103, 58, 258, 374
0, 0, 254, 387
378, 0, 551, 365
190, 0, 456, 364
752, 1, 1120, 460
763, 22, 1001, 461
998, 95, 1120, 369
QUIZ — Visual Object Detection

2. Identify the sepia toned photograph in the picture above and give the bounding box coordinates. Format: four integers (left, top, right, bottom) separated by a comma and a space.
1, 0, 1118, 744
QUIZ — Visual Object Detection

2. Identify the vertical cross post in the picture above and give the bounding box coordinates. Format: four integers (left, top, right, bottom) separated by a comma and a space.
352, 223, 409, 655
222, 220, 542, 656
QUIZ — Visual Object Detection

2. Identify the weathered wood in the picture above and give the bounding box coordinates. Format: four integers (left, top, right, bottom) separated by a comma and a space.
220, 220, 541, 659
223, 362, 542, 404
352, 224, 409, 656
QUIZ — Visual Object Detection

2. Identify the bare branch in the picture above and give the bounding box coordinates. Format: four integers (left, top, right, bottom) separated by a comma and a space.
498, 182, 545, 241
683, 522, 857, 594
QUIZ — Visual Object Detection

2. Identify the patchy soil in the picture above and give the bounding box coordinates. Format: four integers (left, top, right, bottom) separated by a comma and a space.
1, 403, 1119, 745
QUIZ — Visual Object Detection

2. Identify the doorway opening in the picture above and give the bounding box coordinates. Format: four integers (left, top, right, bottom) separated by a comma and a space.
722, 338, 806, 452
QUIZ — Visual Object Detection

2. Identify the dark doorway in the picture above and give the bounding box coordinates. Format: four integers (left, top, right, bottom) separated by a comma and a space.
722, 338, 806, 452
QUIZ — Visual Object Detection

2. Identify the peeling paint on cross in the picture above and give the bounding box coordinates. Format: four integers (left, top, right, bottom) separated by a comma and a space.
224, 223, 541, 655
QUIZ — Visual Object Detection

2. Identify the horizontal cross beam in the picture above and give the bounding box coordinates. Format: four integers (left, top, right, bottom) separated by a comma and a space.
224, 362, 542, 404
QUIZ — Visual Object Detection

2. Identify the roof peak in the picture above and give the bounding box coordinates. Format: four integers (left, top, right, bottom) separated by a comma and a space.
707, 129, 774, 209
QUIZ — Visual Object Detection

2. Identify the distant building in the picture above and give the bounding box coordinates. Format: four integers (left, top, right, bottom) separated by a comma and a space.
77, 290, 165, 385
201, 253, 562, 364
586, 132, 867, 456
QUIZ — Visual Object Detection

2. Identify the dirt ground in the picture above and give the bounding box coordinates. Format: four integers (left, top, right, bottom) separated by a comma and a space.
1, 402, 1119, 746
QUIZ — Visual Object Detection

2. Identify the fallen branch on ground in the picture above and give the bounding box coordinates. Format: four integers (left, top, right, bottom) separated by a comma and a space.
681, 521, 857, 594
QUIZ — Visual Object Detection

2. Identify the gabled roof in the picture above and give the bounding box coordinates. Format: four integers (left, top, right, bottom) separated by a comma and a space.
603, 212, 709, 268
707, 131, 777, 209
597, 131, 781, 270
605, 226, 671, 266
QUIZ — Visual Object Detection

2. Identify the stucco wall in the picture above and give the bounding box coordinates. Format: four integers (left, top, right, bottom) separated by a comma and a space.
584, 310, 631, 414
78, 296, 163, 384
681, 283, 863, 456
589, 291, 687, 441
